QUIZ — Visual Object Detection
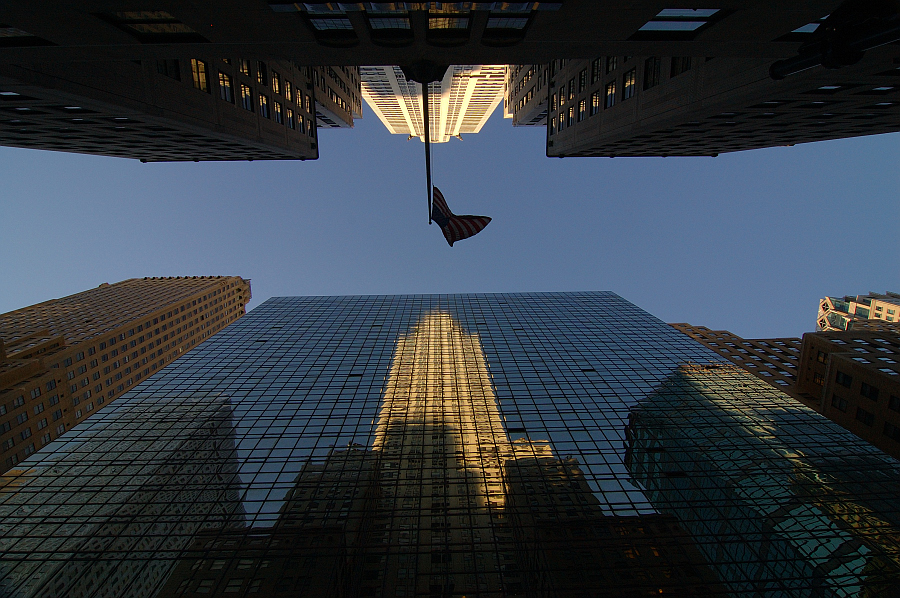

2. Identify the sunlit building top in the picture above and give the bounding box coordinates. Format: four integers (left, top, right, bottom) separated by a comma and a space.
817, 291, 900, 331
359, 64, 506, 142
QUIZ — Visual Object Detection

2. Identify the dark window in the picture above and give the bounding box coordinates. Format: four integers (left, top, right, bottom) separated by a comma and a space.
257, 61, 268, 86
835, 371, 853, 388
671, 57, 692, 77
889, 395, 900, 412
860, 383, 879, 401
884, 421, 900, 442
239, 59, 251, 77
817, 350, 827, 363
643, 57, 661, 90
813, 372, 825, 385
831, 395, 848, 412
259, 94, 270, 118
590, 91, 600, 116
856, 407, 874, 427
577, 99, 586, 121
568, 78, 575, 100
606, 56, 617, 73
590, 58, 601, 84
578, 69, 586, 92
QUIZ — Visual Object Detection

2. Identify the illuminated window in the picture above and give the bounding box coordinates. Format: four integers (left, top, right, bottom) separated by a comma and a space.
218, 73, 234, 103
623, 69, 636, 99
590, 91, 600, 116
605, 81, 616, 108
274, 101, 283, 124
240, 84, 254, 111
190, 59, 209, 93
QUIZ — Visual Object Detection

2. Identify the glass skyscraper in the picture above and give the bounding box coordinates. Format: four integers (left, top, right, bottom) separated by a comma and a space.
1, 292, 899, 597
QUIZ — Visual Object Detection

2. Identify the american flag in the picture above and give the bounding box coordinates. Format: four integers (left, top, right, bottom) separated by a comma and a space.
430, 187, 491, 247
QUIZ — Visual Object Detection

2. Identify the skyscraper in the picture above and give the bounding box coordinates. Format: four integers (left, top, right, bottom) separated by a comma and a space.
1, 292, 899, 597
0, 276, 250, 473
817, 291, 900, 331
506, 43, 900, 158
360, 65, 506, 142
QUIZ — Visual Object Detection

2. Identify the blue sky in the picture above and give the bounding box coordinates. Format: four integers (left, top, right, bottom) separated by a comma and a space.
1, 109, 897, 339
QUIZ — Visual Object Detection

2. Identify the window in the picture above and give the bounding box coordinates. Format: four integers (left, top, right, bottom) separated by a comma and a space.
274, 101, 283, 124
239, 59, 251, 76
30, 388, 41, 399
605, 81, 616, 108
578, 69, 587, 92
156, 59, 181, 81
835, 371, 853, 388
590, 91, 600, 116
671, 57, 692, 77
623, 69, 636, 99
890, 395, 900, 412
15, 413, 27, 425
12, 396, 24, 408
20, 428, 32, 441
37, 418, 47, 430
218, 72, 234, 103
831, 395, 848, 412
568, 78, 575, 100
190, 59, 209, 93
52, 409, 63, 421
817, 350, 827, 363
285, 80, 293, 102
591, 58, 601, 84
259, 94, 270, 118
241, 84, 254, 111
885, 421, 900, 442
257, 61, 268, 86
606, 56, 617, 73
33, 404, 44, 415
287, 108, 295, 129
550, 93, 557, 112
578, 99, 586, 121
856, 407, 875, 427
643, 57, 661, 90
636, 9, 721, 36
272, 71, 281, 94
859, 382, 878, 401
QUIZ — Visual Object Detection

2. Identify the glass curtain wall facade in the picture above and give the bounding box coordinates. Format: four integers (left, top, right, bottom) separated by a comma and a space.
1, 292, 899, 597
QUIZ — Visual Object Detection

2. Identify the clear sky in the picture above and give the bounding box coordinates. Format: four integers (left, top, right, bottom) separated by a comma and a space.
1, 108, 897, 339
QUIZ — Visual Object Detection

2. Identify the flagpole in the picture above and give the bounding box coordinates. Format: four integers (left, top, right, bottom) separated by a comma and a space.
423, 80, 433, 225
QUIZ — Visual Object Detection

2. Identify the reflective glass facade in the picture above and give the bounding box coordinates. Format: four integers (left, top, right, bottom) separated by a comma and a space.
1, 292, 899, 597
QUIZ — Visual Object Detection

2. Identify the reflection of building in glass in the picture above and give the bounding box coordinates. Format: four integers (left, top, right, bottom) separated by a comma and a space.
0, 396, 243, 598
670, 322, 803, 396
4, 293, 900, 597
159, 447, 378, 597
0, 276, 250, 474
503, 452, 724, 596
360, 65, 505, 142
626, 364, 900, 596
